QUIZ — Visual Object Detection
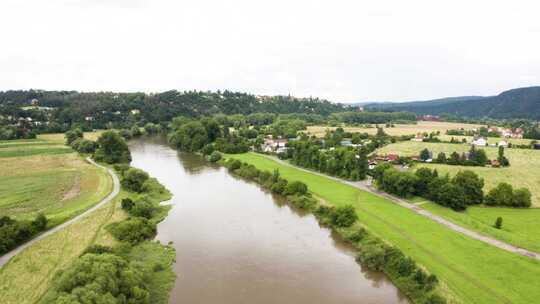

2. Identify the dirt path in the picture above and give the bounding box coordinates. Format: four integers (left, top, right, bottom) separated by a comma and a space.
0, 157, 120, 268
263, 154, 540, 261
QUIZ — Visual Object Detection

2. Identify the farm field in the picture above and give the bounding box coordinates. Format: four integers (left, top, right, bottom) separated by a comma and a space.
377, 141, 540, 207
226, 152, 540, 304
306, 121, 484, 137
0, 136, 112, 227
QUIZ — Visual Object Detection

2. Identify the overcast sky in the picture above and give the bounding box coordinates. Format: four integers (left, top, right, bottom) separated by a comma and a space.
1, 0, 539, 102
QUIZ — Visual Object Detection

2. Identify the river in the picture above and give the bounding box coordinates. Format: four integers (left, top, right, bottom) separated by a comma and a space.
129, 137, 407, 304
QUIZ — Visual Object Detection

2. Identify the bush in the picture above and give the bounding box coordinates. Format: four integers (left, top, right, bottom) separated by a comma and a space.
129, 199, 156, 219
513, 188, 532, 208
121, 198, 134, 210
45, 253, 150, 303
65, 128, 83, 145
270, 179, 288, 194
107, 217, 156, 244
289, 195, 317, 210
330, 205, 358, 228
285, 181, 308, 196
82, 244, 114, 255
356, 244, 386, 271
494, 217, 503, 229
346, 228, 367, 243
485, 183, 514, 206
75, 139, 98, 153
122, 168, 150, 192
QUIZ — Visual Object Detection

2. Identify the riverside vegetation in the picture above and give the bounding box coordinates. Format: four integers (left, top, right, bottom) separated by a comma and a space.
222, 158, 446, 304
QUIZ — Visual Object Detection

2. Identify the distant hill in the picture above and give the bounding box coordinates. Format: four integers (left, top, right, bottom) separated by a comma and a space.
359, 87, 540, 120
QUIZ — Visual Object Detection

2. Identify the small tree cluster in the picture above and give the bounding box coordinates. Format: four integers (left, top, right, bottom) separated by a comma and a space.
485, 183, 531, 207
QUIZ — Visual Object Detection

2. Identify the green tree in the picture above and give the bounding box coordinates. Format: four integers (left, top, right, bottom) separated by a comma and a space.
485, 183, 514, 206
419, 148, 431, 161
121, 168, 150, 192
93, 131, 132, 164
438, 183, 467, 211
452, 170, 484, 205
512, 188, 532, 208
436, 152, 446, 163
65, 128, 83, 145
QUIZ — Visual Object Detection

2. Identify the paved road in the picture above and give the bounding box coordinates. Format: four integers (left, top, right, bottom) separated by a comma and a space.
263, 154, 540, 261
0, 157, 120, 268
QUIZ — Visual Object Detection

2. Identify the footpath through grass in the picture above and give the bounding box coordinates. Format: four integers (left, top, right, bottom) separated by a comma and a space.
227, 152, 540, 304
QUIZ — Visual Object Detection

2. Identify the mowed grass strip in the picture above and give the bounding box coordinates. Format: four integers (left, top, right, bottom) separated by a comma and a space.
227, 152, 540, 304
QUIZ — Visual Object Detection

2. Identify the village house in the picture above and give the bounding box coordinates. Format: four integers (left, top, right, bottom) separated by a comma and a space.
261, 137, 288, 153
472, 137, 488, 146
498, 140, 509, 147
131, 109, 140, 115
411, 133, 425, 142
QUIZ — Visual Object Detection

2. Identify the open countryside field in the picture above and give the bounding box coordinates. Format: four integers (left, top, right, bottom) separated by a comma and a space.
0, 136, 112, 226
377, 141, 540, 207
38, 130, 104, 143
227, 152, 540, 304
0, 192, 121, 304
306, 121, 484, 137
422, 202, 540, 253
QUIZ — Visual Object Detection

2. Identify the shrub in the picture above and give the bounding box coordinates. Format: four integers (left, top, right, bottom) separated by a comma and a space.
330, 205, 358, 228
45, 253, 150, 303
485, 183, 514, 206
270, 179, 288, 194
494, 217, 503, 229
82, 244, 114, 255
424, 294, 447, 304
65, 128, 83, 145
75, 139, 98, 153
107, 217, 156, 244
513, 188, 532, 208
129, 199, 156, 219
285, 181, 308, 196
356, 244, 386, 271
121, 198, 134, 210
208, 151, 222, 162
122, 168, 150, 192
346, 228, 367, 243
289, 195, 317, 210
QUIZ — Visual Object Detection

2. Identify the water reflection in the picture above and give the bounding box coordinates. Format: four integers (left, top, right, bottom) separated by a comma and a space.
129, 137, 408, 304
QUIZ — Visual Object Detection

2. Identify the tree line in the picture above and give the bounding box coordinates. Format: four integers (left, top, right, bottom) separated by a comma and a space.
374, 164, 530, 210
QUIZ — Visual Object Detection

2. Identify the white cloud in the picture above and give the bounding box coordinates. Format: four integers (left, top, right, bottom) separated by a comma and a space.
1, 0, 539, 102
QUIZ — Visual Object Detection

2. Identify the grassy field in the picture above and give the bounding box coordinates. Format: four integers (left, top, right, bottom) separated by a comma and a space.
0, 173, 174, 304
227, 152, 540, 304
0, 189, 122, 304
306, 121, 484, 137
422, 203, 540, 253
0, 147, 112, 226
37, 130, 104, 143
377, 141, 540, 207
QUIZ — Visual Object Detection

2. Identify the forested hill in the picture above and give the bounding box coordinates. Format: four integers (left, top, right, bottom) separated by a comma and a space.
364, 87, 540, 120
0, 89, 348, 122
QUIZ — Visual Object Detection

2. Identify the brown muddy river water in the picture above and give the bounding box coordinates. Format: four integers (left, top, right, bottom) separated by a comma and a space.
129, 138, 408, 304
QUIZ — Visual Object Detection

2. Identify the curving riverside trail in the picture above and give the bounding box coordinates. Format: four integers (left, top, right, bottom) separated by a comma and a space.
0, 157, 120, 268
263, 154, 540, 261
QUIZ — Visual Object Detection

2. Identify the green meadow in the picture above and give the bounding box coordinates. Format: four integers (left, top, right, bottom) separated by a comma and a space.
227, 152, 540, 304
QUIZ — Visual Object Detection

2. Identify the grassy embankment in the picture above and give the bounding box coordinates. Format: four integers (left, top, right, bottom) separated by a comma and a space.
0, 135, 112, 227
378, 141, 540, 253
227, 152, 540, 304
